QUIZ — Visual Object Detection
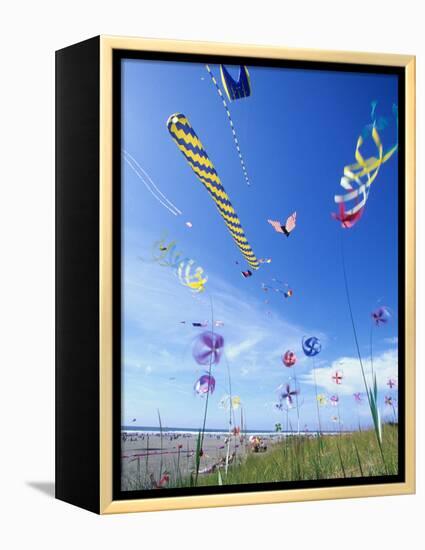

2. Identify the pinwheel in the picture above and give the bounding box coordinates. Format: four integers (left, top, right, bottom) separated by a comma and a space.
372, 306, 391, 326
317, 394, 327, 406
194, 374, 216, 395
282, 350, 297, 367
219, 394, 241, 411
353, 392, 362, 403
329, 395, 339, 407
192, 331, 224, 366
332, 371, 343, 385
384, 395, 394, 407
277, 383, 299, 409
387, 378, 397, 389
302, 336, 322, 357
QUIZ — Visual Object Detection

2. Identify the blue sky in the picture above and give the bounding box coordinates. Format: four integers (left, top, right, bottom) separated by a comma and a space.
121, 58, 399, 431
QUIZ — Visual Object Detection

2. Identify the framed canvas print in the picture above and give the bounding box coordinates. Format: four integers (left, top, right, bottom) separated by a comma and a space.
55, 36, 415, 514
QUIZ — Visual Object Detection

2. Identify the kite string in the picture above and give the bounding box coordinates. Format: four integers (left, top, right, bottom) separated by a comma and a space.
122, 149, 182, 216
205, 65, 251, 186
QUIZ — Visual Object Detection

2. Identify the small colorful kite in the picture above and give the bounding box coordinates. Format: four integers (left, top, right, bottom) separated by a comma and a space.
167, 113, 260, 270
284, 289, 293, 298
241, 270, 253, 278
220, 65, 251, 101
205, 64, 251, 186
268, 212, 297, 237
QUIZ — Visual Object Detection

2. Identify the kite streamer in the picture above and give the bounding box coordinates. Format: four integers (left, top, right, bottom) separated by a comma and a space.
177, 258, 208, 293
167, 113, 260, 270
205, 65, 251, 186
333, 107, 398, 227
152, 236, 208, 293
122, 150, 182, 216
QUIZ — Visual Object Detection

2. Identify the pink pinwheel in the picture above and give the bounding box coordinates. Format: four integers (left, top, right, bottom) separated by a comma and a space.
329, 395, 339, 407
371, 306, 391, 326
353, 392, 362, 404
192, 331, 224, 366
277, 383, 299, 408
332, 371, 343, 385
282, 350, 297, 367
387, 378, 397, 389
194, 373, 216, 395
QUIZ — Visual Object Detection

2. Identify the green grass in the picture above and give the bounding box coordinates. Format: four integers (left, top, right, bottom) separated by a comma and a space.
194, 425, 398, 487
121, 425, 398, 491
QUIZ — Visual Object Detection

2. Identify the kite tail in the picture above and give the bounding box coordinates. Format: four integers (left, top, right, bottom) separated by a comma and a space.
122, 150, 182, 216
205, 65, 251, 186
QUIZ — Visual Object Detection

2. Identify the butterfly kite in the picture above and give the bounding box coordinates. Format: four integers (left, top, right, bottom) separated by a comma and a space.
268, 212, 297, 237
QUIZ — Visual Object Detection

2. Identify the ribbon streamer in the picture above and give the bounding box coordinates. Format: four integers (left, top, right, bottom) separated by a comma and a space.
333, 117, 398, 226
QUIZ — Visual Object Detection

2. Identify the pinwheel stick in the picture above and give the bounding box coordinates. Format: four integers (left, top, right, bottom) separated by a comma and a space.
340, 235, 387, 472
195, 296, 215, 486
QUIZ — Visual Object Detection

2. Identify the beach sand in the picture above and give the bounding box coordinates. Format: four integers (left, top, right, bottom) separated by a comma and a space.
121, 431, 284, 490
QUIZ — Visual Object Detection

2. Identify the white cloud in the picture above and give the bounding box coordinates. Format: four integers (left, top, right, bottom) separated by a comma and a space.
383, 336, 398, 345
300, 348, 398, 396
226, 336, 263, 360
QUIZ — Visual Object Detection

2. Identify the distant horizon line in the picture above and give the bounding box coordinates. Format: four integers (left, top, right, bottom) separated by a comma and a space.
121, 424, 357, 434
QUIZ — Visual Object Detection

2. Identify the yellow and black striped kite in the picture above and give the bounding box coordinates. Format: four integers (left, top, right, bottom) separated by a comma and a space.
167, 113, 259, 270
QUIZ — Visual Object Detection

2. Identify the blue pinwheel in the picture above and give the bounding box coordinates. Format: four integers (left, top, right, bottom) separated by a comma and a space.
302, 336, 322, 357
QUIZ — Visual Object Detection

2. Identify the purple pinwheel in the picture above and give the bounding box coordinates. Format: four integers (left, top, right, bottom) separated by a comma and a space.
387, 378, 397, 389
371, 306, 391, 326
353, 392, 362, 404
329, 395, 339, 407
384, 395, 394, 407
277, 383, 299, 409
194, 373, 216, 395
192, 331, 224, 366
